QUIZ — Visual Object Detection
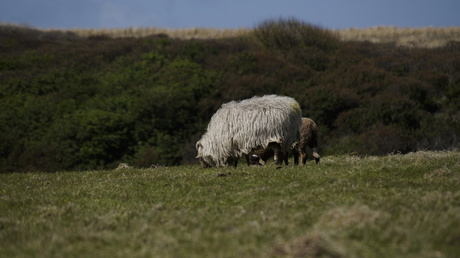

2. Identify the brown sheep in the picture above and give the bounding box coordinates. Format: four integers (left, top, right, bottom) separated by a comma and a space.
298, 117, 320, 164
254, 117, 320, 165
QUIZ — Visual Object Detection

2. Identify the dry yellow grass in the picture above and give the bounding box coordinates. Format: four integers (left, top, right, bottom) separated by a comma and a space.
67, 26, 460, 48
59, 26, 252, 40
337, 26, 460, 48
2, 22, 460, 48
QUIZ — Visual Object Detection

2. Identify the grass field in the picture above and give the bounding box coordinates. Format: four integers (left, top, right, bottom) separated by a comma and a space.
1, 151, 459, 257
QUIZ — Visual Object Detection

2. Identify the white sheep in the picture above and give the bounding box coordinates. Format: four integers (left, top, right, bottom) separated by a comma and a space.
196, 95, 302, 168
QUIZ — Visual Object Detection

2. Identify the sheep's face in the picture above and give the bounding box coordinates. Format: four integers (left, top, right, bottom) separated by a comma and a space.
196, 141, 215, 168
197, 155, 214, 168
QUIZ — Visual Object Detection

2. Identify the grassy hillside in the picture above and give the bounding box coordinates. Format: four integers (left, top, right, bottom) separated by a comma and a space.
1, 151, 459, 257
1, 18, 460, 172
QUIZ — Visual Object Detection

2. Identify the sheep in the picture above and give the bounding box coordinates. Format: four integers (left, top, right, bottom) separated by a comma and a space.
255, 117, 320, 165
298, 117, 320, 164
196, 95, 302, 168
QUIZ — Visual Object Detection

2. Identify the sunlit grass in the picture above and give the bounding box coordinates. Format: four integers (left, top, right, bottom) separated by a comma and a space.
1, 151, 459, 257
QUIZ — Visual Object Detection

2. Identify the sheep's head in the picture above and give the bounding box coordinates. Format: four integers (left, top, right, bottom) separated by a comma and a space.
196, 155, 216, 168
196, 141, 215, 168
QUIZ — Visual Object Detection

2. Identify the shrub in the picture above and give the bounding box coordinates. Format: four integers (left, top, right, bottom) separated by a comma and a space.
302, 85, 360, 130
253, 18, 339, 52
328, 125, 414, 155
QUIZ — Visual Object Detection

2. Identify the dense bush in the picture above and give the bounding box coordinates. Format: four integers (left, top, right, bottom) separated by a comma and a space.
1, 19, 459, 172
254, 18, 339, 53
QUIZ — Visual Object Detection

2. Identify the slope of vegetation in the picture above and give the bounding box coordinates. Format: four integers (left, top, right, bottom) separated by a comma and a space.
1, 151, 459, 257
1, 19, 460, 172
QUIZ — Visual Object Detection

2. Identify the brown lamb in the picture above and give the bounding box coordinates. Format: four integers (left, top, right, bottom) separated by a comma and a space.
298, 117, 320, 164
253, 117, 320, 165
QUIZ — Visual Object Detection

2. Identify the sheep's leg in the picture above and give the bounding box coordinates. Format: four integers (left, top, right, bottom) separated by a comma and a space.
245, 154, 250, 166
301, 151, 308, 165
312, 147, 320, 164
274, 153, 281, 165
274, 150, 285, 165
227, 157, 238, 168
284, 151, 289, 165
233, 158, 238, 168
292, 148, 300, 165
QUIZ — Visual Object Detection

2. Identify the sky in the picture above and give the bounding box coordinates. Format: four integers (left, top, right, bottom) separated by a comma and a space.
1, 0, 459, 30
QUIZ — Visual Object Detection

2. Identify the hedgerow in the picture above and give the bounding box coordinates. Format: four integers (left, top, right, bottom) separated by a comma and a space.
1, 19, 459, 172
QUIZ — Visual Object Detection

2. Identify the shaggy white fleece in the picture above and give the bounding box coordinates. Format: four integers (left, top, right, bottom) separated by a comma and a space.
196, 95, 302, 167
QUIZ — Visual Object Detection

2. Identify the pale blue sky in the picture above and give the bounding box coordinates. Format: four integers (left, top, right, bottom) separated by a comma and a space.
1, 0, 459, 29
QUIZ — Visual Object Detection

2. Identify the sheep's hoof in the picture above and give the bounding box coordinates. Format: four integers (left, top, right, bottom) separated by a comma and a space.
276, 166, 283, 170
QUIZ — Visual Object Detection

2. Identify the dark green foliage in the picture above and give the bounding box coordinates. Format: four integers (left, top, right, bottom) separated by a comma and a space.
1, 19, 460, 172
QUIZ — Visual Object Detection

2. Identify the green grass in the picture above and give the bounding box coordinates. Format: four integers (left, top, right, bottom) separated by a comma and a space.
1, 151, 459, 257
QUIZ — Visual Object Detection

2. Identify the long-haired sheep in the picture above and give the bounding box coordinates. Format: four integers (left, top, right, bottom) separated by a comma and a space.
196, 95, 302, 168
255, 117, 320, 165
